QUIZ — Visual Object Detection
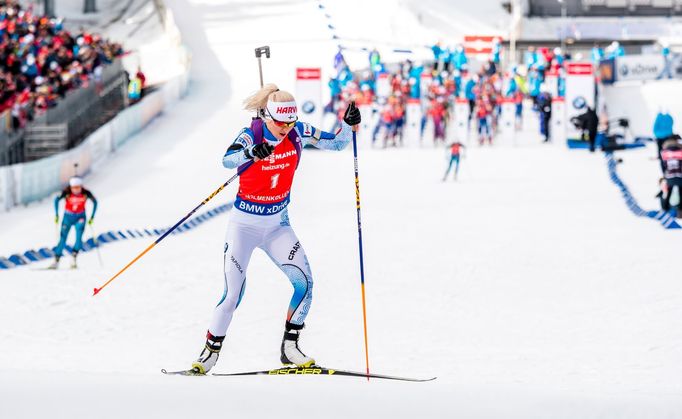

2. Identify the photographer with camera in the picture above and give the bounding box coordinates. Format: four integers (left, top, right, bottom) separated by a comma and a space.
571, 106, 599, 152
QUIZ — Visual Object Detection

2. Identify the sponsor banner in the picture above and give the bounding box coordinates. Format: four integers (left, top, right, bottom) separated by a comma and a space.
376, 72, 391, 98
295, 67, 323, 129
235, 196, 290, 216
614, 54, 665, 83
551, 98, 567, 143
598, 58, 616, 85
454, 98, 470, 142
405, 99, 422, 147
565, 62, 595, 140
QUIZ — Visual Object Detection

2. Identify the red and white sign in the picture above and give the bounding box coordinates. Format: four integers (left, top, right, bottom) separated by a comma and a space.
567, 63, 594, 76
463, 35, 502, 55
295, 67, 322, 128
296, 68, 321, 80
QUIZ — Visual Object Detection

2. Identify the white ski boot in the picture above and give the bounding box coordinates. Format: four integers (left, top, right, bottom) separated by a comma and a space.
280, 322, 315, 367
70, 252, 78, 269
191, 333, 224, 374
47, 257, 60, 270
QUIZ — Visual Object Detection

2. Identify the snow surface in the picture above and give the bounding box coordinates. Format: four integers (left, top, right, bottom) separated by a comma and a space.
1, 1, 682, 418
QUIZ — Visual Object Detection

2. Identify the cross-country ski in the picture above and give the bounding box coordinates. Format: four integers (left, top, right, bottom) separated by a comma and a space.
161, 366, 436, 382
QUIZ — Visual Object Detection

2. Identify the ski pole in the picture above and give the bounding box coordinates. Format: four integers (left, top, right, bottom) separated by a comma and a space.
92, 163, 252, 296
255, 46, 270, 88
89, 222, 104, 267
351, 122, 371, 380
254, 45, 270, 117
94, 46, 270, 296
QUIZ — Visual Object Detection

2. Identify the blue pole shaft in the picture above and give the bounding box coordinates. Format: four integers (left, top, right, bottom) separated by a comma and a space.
351, 127, 371, 379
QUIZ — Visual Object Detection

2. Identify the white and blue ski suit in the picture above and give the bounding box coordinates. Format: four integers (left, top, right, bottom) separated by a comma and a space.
206, 119, 353, 338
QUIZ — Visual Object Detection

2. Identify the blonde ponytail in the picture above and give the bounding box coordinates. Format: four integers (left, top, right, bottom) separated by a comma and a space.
243, 83, 296, 113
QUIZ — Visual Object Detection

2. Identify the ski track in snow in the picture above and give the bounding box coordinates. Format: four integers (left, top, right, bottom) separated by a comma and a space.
1, 1, 681, 418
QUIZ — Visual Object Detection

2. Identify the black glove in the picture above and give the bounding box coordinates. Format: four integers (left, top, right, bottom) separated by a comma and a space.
246, 143, 275, 160
343, 102, 361, 126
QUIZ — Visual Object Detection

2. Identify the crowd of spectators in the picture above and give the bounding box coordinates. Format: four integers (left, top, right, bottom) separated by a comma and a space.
327, 41, 682, 214
0, 1, 124, 130
326, 40, 573, 148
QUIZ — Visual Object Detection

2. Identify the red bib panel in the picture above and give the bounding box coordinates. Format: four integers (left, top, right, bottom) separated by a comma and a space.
237, 138, 299, 204
65, 193, 87, 213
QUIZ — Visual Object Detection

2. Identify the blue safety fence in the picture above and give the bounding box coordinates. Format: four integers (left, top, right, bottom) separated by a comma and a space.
0, 202, 234, 270
605, 153, 680, 229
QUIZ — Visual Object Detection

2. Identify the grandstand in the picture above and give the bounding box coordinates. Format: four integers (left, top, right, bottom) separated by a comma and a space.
526, 0, 682, 17
507, 0, 682, 56
0, 0, 182, 166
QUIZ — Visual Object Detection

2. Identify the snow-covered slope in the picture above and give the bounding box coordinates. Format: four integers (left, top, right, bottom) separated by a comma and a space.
1, 1, 681, 418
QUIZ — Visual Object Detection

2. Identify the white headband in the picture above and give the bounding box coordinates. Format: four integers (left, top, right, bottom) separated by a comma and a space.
265, 100, 298, 122
69, 177, 83, 187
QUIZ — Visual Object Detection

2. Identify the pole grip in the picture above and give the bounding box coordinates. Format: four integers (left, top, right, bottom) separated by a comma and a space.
254, 46, 270, 58
255, 45, 270, 110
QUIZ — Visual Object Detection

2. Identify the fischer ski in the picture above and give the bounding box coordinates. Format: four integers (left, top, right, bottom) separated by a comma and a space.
162, 366, 435, 382
161, 368, 204, 376
214, 366, 435, 382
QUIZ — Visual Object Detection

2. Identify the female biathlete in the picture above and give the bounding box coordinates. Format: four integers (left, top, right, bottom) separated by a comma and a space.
50, 176, 98, 269
191, 84, 361, 374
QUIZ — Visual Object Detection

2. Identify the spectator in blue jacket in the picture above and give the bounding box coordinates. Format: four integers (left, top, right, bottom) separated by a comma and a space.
657, 43, 673, 80
654, 111, 675, 171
